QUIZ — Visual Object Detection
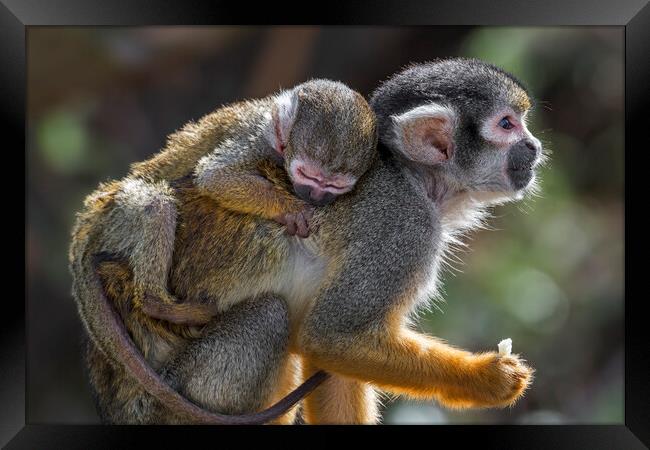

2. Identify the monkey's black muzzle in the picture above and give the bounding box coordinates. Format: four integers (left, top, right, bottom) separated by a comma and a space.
507, 139, 541, 190
294, 183, 337, 206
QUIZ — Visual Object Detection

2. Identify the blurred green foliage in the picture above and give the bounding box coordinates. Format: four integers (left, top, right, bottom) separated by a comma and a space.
26, 27, 623, 424
37, 110, 90, 174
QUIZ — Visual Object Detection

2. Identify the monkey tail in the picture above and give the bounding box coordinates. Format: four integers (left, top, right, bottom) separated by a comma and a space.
69, 187, 328, 424
72, 244, 328, 424
89, 267, 328, 424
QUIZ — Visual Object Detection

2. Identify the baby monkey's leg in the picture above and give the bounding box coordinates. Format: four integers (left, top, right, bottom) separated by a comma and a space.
103, 178, 216, 325
160, 294, 292, 417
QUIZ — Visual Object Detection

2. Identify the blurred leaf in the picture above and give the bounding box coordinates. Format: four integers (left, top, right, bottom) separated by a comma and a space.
37, 110, 89, 174
460, 28, 544, 89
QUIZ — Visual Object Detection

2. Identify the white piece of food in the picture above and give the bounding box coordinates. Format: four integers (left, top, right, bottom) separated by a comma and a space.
498, 338, 512, 356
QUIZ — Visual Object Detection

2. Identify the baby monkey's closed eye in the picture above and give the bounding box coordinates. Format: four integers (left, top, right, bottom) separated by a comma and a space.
289, 159, 357, 206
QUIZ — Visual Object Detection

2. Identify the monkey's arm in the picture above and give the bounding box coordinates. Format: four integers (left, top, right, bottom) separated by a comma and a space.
301, 325, 532, 409
194, 147, 307, 222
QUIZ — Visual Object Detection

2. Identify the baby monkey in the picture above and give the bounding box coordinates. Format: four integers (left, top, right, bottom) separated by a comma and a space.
103, 79, 377, 325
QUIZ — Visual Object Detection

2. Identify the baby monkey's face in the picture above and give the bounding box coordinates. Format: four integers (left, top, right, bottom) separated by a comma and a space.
287, 157, 359, 206
282, 81, 378, 206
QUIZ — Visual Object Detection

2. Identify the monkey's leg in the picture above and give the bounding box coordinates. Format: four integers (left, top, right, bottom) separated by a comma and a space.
300, 320, 532, 410
301, 360, 380, 425
160, 294, 292, 418
264, 353, 303, 425
103, 178, 216, 325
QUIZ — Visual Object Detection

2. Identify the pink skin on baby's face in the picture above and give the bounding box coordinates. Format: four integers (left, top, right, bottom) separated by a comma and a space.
288, 158, 357, 206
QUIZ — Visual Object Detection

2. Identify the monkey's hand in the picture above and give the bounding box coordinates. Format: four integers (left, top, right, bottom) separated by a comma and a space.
274, 205, 317, 238
439, 351, 534, 409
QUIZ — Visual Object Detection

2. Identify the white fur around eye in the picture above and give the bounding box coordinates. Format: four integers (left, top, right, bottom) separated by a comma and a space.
481, 111, 526, 147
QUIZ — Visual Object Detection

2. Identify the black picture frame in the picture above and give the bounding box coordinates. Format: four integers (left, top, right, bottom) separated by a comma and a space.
7, 0, 648, 447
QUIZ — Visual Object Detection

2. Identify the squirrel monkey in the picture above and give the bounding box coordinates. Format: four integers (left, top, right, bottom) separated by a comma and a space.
298, 58, 543, 422
73, 59, 543, 424
89, 79, 377, 326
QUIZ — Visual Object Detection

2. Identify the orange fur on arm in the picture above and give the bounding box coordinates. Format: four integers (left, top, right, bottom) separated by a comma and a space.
194, 153, 305, 221
199, 172, 305, 220
300, 325, 533, 410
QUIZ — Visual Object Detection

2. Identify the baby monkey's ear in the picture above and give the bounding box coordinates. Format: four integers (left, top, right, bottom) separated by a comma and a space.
267, 89, 300, 155
390, 103, 457, 165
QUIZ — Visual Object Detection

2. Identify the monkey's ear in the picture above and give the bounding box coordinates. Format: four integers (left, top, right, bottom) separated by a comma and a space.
267, 89, 300, 155
390, 103, 457, 165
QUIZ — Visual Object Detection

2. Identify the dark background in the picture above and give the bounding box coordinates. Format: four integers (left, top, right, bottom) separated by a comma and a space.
26, 26, 624, 424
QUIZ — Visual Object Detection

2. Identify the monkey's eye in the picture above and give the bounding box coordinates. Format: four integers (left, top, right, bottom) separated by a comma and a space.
498, 117, 515, 130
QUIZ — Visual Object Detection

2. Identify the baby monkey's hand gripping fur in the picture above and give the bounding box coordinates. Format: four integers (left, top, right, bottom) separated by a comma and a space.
96, 79, 377, 326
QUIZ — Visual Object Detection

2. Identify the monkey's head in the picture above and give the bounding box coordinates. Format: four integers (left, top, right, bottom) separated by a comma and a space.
370, 58, 545, 205
266, 79, 378, 206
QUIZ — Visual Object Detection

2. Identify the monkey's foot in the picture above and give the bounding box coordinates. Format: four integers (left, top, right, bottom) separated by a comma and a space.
140, 289, 217, 326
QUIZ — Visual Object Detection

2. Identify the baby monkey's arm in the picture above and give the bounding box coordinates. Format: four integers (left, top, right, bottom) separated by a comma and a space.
194, 147, 315, 237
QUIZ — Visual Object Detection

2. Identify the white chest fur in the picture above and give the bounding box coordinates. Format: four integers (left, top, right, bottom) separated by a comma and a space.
276, 237, 328, 322
214, 235, 327, 323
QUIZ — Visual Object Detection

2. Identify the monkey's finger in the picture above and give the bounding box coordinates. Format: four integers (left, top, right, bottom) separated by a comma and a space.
285, 218, 297, 236
295, 213, 310, 238
302, 207, 314, 221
